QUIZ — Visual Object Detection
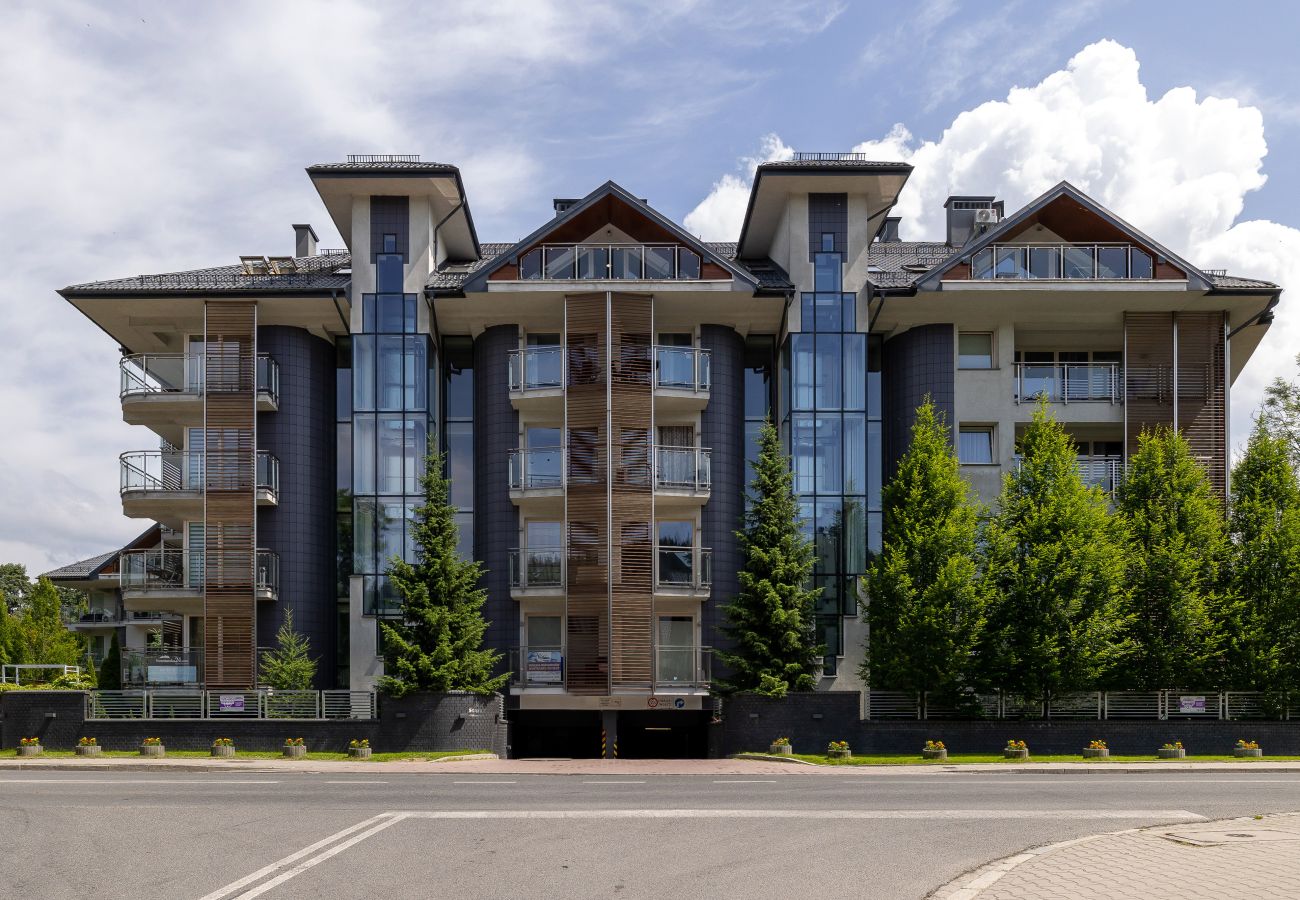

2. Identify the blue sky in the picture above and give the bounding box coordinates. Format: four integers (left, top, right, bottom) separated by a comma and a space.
4, 0, 1300, 572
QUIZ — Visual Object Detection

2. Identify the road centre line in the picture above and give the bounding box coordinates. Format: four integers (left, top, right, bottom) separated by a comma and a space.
582, 780, 647, 784
390, 808, 1205, 820
0, 779, 279, 785
453, 780, 518, 784
324, 780, 389, 784
713, 780, 778, 784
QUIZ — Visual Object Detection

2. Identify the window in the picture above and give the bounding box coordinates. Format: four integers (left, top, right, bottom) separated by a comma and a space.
958, 427, 995, 465
526, 615, 563, 650
958, 332, 994, 369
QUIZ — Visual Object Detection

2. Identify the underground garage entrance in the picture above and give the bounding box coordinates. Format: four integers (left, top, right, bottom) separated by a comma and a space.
509, 709, 710, 759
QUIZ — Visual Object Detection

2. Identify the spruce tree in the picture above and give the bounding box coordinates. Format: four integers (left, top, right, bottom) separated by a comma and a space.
378, 440, 505, 697
978, 404, 1130, 701
1113, 427, 1226, 688
716, 419, 822, 697
1226, 424, 1300, 695
99, 632, 122, 690
1258, 352, 1300, 469
16, 577, 84, 669
863, 398, 985, 703
259, 610, 318, 690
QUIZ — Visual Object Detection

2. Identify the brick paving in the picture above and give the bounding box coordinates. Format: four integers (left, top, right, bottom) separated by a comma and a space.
932, 812, 1300, 899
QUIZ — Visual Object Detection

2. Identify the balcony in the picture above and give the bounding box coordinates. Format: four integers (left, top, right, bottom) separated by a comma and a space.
119, 353, 279, 434
119, 548, 280, 614
1016, 456, 1124, 494
517, 244, 704, 282
1013, 363, 1123, 404
122, 648, 204, 687
68, 611, 120, 631
970, 243, 1155, 281
508, 447, 565, 513
509, 548, 565, 597
654, 645, 712, 691
119, 450, 279, 525
508, 345, 564, 415
655, 546, 711, 596
655, 346, 710, 413
654, 446, 711, 498
509, 644, 566, 690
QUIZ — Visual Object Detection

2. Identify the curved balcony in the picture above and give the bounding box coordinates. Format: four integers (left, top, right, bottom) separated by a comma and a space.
508, 548, 565, 598
119, 353, 279, 436
119, 451, 278, 525
119, 548, 279, 614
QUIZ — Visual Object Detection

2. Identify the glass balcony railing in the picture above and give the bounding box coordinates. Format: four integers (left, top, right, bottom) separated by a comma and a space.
655, 645, 712, 688
1013, 363, 1123, 404
508, 447, 565, 491
654, 446, 711, 492
119, 451, 279, 496
119, 353, 279, 401
656, 546, 712, 591
655, 346, 711, 392
119, 549, 279, 597
508, 346, 564, 392
509, 645, 566, 687
1016, 456, 1124, 493
518, 244, 703, 281
971, 244, 1155, 280
122, 648, 204, 686
508, 548, 565, 589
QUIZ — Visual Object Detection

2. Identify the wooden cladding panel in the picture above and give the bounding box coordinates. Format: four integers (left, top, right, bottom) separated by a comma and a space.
1176, 311, 1227, 495
1125, 312, 1175, 452
565, 294, 609, 695
203, 301, 257, 690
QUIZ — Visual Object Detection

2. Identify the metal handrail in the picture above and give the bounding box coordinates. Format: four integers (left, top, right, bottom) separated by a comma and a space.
507, 346, 564, 392
1014, 455, 1124, 492
972, 243, 1155, 280
119, 450, 279, 495
654, 645, 712, 688
508, 447, 565, 490
654, 346, 711, 391
119, 548, 279, 595
508, 548, 565, 589
517, 243, 704, 281
510, 645, 566, 687
120, 352, 278, 399
655, 546, 712, 589
793, 151, 873, 161
653, 445, 711, 492
1012, 362, 1123, 404
87, 689, 378, 719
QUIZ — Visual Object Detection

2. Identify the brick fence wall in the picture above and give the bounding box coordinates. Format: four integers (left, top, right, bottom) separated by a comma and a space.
719, 693, 1300, 756
0, 691, 507, 755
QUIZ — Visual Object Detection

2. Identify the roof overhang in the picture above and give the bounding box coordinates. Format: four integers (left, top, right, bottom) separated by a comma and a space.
737, 162, 913, 257
306, 165, 480, 260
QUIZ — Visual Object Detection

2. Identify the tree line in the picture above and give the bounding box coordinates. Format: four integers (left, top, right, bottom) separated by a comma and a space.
864, 395, 1300, 705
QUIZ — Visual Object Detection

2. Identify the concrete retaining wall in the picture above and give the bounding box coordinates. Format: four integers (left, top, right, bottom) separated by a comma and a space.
0, 691, 507, 755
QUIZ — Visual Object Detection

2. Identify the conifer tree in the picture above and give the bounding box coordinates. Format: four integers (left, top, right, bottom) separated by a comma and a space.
259, 610, 318, 690
378, 440, 505, 697
1113, 427, 1227, 688
978, 404, 1129, 700
863, 399, 985, 702
0, 599, 15, 667
716, 419, 822, 697
1258, 352, 1300, 469
99, 632, 122, 690
16, 577, 83, 668
1226, 424, 1300, 694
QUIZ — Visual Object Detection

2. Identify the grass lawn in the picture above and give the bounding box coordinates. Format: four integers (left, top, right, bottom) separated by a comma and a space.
10, 749, 490, 762
749, 752, 1300, 765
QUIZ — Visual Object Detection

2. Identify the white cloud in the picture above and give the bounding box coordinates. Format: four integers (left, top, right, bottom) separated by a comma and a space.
687, 38, 1297, 454
683, 134, 793, 240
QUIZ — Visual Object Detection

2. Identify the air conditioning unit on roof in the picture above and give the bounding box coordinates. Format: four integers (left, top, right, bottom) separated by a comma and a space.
974, 208, 1001, 227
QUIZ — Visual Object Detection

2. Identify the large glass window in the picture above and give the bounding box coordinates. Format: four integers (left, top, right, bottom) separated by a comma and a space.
958, 332, 994, 369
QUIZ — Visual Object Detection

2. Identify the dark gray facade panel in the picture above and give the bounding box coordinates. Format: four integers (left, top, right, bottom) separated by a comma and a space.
369, 195, 410, 262
882, 324, 954, 476
699, 325, 745, 662
807, 192, 847, 260
256, 325, 338, 687
473, 326, 520, 669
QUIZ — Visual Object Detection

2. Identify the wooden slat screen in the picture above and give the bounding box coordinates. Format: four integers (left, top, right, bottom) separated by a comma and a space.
1175, 311, 1227, 495
609, 294, 653, 690
565, 294, 609, 694
1124, 312, 1174, 452
203, 301, 257, 690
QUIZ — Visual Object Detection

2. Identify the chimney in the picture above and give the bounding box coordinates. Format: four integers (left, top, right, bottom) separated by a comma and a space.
293, 223, 318, 258
877, 217, 901, 243
944, 196, 997, 248
553, 199, 579, 217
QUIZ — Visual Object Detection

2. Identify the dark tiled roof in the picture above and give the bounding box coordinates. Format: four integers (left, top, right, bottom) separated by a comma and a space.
1209, 274, 1279, 291
41, 551, 116, 581
427, 243, 513, 290
61, 253, 352, 296
307, 160, 457, 173
867, 241, 955, 289
759, 158, 911, 171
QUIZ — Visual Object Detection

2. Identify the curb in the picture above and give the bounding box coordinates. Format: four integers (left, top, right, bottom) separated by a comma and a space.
928, 829, 1138, 899
0, 752, 499, 774
730, 753, 823, 766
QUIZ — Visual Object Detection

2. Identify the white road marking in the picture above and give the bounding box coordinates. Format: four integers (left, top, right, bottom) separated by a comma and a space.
582, 780, 647, 784
0, 779, 279, 785
713, 780, 778, 784
226, 814, 409, 899
453, 780, 518, 784
393, 808, 1205, 821
324, 780, 389, 784
197, 813, 396, 900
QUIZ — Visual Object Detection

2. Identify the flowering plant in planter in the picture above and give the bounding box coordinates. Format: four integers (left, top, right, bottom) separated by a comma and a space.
1006, 740, 1027, 750
1235, 739, 1262, 758
768, 736, 793, 755
925, 741, 946, 751
1088, 740, 1107, 749
284, 737, 305, 746
19, 737, 40, 747
1083, 739, 1109, 759
142, 737, 163, 746
75, 736, 101, 756
922, 740, 948, 760
1162, 742, 1183, 750
349, 739, 370, 749
1236, 740, 1259, 750
139, 737, 165, 756
78, 737, 97, 746
1004, 739, 1029, 759
1158, 741, 1186, 758
212, 737, 234, 747
771, 737, 791, 747
826, 740, 851, 758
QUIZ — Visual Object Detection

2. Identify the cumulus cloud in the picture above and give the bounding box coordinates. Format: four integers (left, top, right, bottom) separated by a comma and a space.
683, 134, 794, 240
686, 39, 1297, 452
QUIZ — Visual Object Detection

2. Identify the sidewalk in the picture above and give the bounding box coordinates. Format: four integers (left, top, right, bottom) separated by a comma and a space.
931, 811, 1300, 899
5, 756, 1300, 775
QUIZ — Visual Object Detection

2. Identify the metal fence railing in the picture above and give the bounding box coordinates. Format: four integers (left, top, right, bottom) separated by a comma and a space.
86, 689, 377, 720
865, 690, 1298, 720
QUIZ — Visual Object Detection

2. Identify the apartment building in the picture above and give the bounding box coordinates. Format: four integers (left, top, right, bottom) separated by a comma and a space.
58, 153, 1278, 756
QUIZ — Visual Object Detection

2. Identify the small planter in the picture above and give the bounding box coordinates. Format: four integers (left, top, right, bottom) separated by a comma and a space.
1082, 748, 1110, 759
211, 745, 236, 758
348, 747, 372, 759
1235, 747, 1263, 758
17, 745, 42, 758
768, 743, 793, 756
139, 744, 165, 758
282, 744, 307, 759
1157, 747, 1186, 759
922, 748, 948, 761
1003, 748, 1029, 761
826, 748, 851, 760
76, 745, 102, 757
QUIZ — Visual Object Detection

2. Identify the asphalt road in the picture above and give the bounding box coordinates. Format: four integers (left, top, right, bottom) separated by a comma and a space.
5, 772, 1300, 899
